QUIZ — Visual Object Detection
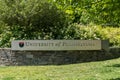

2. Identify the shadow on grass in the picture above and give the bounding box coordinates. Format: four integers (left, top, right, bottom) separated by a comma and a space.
112, 64, 120, 67
107, 64, 120, 67
2, 77, 14, 80
110, 78, 120, 80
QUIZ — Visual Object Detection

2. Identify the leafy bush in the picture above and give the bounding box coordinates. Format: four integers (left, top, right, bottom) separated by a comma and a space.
0, 0, 120, 47
65, 23, 120, 46
1, 22, 120, 47
0, 22, 12, 47
64, 23, 102, 40
0, 0, 67, 39
101, 27, 120, 46
0, 0, 68, 47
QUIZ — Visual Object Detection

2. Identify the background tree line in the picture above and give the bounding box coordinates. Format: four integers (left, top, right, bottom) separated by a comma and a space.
0, 0, 120, 47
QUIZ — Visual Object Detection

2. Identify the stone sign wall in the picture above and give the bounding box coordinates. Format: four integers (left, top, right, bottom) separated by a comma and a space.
0, 48, 120, 66
0, 40, 111, 66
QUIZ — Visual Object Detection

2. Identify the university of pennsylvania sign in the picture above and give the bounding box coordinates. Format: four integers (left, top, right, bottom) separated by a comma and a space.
11, 40, 109, 51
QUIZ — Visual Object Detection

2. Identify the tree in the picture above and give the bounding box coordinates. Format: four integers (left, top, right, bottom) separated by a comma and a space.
0, 0, 68, 47
0, 0, 68, 39
51, 0, 120, 26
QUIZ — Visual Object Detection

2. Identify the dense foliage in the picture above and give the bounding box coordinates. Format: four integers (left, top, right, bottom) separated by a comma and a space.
0, 0, 68, 47
0, 0, 120, 47
65, 24, 120, 46
51, 0, 120, 26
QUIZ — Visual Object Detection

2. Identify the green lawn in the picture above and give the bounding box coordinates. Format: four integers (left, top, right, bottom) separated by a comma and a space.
1, 58, 120, 80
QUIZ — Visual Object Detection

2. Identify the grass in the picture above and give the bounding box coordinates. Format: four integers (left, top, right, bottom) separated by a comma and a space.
1, 58, 120, 80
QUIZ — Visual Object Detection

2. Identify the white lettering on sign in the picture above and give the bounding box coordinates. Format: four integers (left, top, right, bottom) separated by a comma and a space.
11, 40, 102, 51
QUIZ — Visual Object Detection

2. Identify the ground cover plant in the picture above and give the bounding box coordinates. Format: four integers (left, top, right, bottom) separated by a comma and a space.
1, 58, 120, 80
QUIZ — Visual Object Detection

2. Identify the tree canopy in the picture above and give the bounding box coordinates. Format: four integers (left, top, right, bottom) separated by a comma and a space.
50, 0, 120, 26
